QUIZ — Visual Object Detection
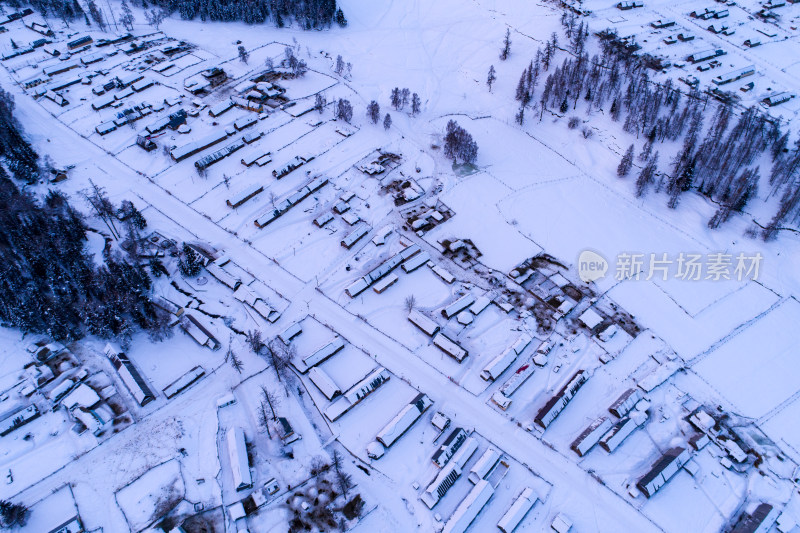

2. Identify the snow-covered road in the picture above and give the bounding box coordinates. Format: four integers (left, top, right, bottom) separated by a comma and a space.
0, 56, 664, 531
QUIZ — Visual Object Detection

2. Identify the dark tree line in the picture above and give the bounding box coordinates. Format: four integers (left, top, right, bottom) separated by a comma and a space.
0, 87, 38, 184
0, 176, 169, 343
8, 0, 345, 29
15, 0, 85, 25
509, 25, 799, 238
139, 0, 342, 28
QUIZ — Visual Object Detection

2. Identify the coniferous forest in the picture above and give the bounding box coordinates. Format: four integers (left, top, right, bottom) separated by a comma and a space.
0, 174, 171, 342
510, 17, 800, 239
4, 0, 345, 29
0, 89, 168, 343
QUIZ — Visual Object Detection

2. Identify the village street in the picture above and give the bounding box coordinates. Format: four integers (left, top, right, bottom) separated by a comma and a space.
0, 62, 668, 532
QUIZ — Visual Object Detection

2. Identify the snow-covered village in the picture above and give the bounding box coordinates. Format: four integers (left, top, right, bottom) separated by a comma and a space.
3, 0, 800, 531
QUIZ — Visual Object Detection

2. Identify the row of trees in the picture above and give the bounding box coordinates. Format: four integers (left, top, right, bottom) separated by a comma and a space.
390, 87, 421, 115
314, 85, 423, 130
131, 0, 345, 29
505, 22, 800, 238
14, 0, 346, 30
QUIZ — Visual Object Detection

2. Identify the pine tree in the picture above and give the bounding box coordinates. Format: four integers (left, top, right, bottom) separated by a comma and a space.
179, 244, 202, 277
0, 499, 29, 527
772, 131, 789, 160
515, 105, 525, 125
335, 8, 347, 27
515, 70, 528, 102
667, 157, 695, 208
390, 87, 401, 110
366, 100, 380, 124
638, 140, 653, 163
500, 28, 511, 60
487, 65, 496, 92
617, 144, 634, 177
635, 152, 659, 198
543, 41, 553, 70
610, 98, 620, 121
383, 113, 392, 130
411, 93, 421, 115
119, 200, 147, 230
526, 60, 534, 89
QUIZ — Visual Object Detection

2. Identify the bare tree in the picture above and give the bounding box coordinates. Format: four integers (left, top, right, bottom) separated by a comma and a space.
267, 339, 294, 389
331, 449, 343, 474
329, 449, 354, 497
309, 456, 330, 478
225, 335, 234, 362
145, 8, 166, 30
246, 330, 266, 354
315, 93, 326, 114
229, 350, 244, 374
257, 401, 272, 438
83, 180, 119, 239
260, 384, 280, 420
119, 0, 135, 31
404, 294, 416, 313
